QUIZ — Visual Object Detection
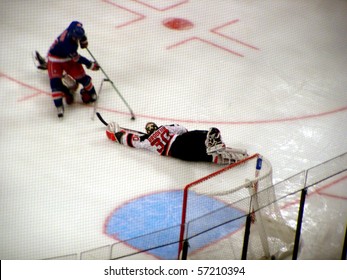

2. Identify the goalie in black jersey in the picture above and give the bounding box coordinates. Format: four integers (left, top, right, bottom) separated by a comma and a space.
105, 121, 248, 164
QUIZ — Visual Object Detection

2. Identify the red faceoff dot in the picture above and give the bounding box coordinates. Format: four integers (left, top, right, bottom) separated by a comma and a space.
162, 18, 194, 30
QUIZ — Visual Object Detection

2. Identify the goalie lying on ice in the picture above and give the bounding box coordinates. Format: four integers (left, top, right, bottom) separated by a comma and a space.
106, 121, 248, 164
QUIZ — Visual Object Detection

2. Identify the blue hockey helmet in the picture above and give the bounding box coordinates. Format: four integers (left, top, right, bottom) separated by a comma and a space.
68, 22, 85, 39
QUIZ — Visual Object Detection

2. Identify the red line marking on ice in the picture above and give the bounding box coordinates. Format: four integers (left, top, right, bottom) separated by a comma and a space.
97, 104, 347, 125
2, 73, 347, 126
282, 174, 347, 209
132, 0, 189, 11
102, 0, 146, 28
17, 92, 43, 102
0, 72, 50, 102
166, 36, 244, 57
317, 192, 347, 200
315, 174, 347, 200
210, 19, 260, 51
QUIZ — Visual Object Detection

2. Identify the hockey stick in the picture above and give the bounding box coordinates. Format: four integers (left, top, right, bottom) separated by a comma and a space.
96, 112, 109, 126
86, 48, 136, 120
91, 78, 109, 120
96, 112, 145, 135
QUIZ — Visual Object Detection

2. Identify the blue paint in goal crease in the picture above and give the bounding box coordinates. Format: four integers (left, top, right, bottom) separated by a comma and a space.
105, 190, 245, 259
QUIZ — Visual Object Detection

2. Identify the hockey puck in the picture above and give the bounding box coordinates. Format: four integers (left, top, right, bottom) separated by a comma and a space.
131, 117, 135, 121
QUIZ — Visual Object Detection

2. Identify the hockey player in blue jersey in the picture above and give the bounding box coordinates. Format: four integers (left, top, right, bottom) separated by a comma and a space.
36, 21, 100, 118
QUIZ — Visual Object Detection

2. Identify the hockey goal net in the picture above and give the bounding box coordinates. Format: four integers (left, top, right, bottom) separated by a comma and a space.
178, 153, 295, 259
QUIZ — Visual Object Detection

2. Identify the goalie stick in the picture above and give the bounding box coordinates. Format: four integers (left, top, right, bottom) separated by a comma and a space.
96, 112, 144, 135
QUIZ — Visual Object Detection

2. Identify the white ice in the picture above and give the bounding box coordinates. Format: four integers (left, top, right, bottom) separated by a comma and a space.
0, 0, 346, 260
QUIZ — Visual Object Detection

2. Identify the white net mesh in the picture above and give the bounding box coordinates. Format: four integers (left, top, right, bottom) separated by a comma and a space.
179, 153, 295, 259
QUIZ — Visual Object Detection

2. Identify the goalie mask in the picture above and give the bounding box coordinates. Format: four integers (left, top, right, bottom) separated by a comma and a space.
145, 122, 158, 135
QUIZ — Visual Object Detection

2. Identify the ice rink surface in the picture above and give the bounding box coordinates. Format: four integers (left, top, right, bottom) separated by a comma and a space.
0, 0, 346, 260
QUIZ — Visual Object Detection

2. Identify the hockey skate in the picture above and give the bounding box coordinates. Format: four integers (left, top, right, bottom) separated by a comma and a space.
205, 127, 226, 154
57, 106, 64, 118
33, 51, 47, 70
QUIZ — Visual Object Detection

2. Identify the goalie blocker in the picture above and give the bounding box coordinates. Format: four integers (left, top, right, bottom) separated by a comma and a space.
105, 120, 248, 164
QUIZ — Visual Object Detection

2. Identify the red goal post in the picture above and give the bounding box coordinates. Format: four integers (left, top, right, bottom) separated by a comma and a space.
178, 153, 295, 259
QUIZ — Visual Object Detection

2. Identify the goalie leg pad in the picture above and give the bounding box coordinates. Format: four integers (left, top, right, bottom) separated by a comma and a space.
205, 127, 226, 154
225, 147, 248, 156
211, 148, 248, 164
62, 74, 78, 91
